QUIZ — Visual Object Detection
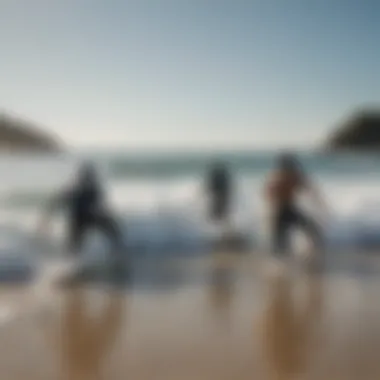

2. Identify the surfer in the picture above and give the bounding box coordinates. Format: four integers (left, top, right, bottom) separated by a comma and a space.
207, 162, 232, 225
264, 152, 327, 254
206, 162, 238, 250
38, 162, 123, 258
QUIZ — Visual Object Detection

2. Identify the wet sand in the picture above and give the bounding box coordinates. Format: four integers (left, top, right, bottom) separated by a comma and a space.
0, 252, 380, 380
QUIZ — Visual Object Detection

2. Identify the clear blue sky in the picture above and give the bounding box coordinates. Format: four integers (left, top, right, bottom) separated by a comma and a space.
0, 0, 379, 150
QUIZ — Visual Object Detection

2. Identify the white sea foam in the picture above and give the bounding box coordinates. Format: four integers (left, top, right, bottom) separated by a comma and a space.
0, 154, 379, 278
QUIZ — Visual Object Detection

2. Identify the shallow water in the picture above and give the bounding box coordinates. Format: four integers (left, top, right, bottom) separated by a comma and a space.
0, 253, 380, 379
1, 151, 380, 257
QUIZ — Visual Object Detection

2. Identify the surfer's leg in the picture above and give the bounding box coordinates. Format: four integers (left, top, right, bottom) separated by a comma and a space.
294, 209, 323, 251
95, 214, 123, 256
271, 209, 290, 254
67, 219, 86, 256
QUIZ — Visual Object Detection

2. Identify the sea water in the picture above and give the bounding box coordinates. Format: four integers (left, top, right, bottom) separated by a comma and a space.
0, 150, 379, 279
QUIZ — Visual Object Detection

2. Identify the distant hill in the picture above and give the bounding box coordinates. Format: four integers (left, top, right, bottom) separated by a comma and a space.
325, 109, 380, 151
0, 114, 62, 153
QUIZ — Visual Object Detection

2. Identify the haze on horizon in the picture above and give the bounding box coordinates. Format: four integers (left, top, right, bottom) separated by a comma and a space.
0, 0, 379, 150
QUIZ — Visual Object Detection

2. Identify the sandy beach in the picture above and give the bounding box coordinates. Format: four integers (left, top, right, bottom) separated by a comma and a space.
0, 252, 380, 380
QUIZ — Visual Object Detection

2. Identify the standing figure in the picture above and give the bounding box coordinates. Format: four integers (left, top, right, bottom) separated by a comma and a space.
264, 152, 327, 254
39, 162, 122, 259
207, 162, 232, 227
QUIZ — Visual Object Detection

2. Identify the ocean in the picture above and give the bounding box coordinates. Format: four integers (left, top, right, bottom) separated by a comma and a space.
0, 150, 380, 279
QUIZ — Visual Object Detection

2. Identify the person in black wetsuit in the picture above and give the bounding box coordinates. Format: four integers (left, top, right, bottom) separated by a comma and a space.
264, 152, 327, 254
207, 162, 232, 225
40, 162, 122, 257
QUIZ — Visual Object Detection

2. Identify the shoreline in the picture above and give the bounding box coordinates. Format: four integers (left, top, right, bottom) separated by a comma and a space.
0, 252, 379, 379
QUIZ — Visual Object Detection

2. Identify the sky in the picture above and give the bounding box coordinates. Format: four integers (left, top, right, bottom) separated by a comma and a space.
0, 0, 379, 150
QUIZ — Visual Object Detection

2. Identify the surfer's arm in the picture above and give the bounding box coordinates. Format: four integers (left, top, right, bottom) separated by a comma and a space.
37, 190, 71, 233
46, 190, 71, 214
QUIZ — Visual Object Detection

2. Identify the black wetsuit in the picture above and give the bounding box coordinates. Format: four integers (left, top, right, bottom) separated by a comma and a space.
208, 167, 231, 222
62, 184, 121, 254
272, 202, 319, 253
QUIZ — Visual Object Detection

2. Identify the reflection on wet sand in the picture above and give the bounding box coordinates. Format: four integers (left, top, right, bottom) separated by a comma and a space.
45, 288, 125, 380
208, 253, 236, 317
3, 254, 380, 379
259, 270, 324, 380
